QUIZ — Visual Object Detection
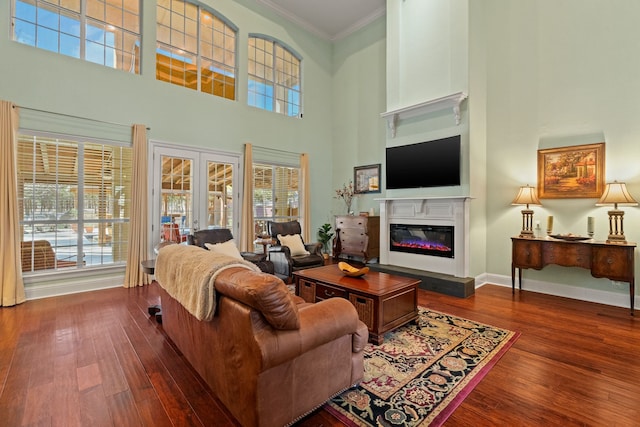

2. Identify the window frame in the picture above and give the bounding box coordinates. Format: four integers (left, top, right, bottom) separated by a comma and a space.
155, 0, 238, 100
248, 34, 302, 118
252, 162, 301, 240
17, 130, 133, 276
11, 0, 142, 73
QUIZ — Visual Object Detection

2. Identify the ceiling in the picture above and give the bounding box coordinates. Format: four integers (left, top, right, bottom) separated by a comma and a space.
257, 0, 386, 41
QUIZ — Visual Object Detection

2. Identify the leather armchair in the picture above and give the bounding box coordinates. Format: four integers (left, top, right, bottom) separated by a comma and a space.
267, 220, 324, 282
187, 228, 274, 274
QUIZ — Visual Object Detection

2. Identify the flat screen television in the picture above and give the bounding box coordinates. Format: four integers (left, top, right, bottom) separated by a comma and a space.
385, 135, 461, 189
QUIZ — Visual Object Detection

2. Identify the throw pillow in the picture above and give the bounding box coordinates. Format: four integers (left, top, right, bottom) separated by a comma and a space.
277, 233, 309, 256
204, 240, 243, 260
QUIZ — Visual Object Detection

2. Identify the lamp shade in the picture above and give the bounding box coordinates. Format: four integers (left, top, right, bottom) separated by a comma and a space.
511, 185, 542, 207
595, 181, 638, 208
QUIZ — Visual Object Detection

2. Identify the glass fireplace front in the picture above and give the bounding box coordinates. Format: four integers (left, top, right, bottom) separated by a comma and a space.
389, 223, 454, 258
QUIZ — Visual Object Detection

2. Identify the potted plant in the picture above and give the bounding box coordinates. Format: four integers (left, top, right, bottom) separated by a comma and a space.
317, 223, 334, 259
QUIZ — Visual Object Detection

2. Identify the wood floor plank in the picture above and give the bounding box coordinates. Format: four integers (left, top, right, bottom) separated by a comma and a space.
79, 384, 114, 427
2, 282, 639, 426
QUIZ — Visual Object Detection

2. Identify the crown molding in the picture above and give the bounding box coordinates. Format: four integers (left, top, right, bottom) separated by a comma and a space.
257, 0, 385, 41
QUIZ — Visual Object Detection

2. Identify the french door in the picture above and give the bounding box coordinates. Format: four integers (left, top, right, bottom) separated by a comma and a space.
150, 143, 240, 249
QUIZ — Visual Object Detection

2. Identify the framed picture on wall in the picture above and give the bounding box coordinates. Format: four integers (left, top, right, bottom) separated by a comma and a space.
537, 143, 605, 199
354, 164, 381, 194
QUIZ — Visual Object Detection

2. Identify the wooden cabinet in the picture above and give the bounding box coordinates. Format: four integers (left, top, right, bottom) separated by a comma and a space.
511, 237, 636, 314
333, 215, 379, 263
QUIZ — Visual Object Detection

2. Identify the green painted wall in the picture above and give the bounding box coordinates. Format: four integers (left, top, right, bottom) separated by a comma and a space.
0, 0, 335, 236
4, 0, 638, 302
331, 16, 387, 220
483, 0, 640, 296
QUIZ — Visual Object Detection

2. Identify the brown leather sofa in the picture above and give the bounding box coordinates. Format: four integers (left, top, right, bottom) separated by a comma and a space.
158, 266, 368, 427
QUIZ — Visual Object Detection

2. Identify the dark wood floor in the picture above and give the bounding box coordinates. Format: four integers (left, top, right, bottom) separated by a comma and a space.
1, 282, 639, 426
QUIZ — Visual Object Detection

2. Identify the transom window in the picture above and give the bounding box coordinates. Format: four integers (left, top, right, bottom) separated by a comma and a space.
248, 35, 302, 117
17, 133, 132, 273
11, 0, 141, 73
156, 0, 237, 100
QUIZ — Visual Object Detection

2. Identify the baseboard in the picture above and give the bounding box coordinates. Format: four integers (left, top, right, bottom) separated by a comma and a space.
478, 273, 637, 312
25, 276, 123, 300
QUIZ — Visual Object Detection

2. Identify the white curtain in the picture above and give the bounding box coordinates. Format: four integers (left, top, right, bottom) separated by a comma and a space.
240, 143, 255, 252
0, 101, 25, 306
123, 124, 150, 287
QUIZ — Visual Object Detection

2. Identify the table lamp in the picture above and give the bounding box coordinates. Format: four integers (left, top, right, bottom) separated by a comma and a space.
512, 185, 542, 238
595, 180, 638, 242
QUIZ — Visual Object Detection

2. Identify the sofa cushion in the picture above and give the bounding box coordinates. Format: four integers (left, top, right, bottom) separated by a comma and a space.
205, 240, 243, 260
214, 267, 300, 330
277, 233, 309, 256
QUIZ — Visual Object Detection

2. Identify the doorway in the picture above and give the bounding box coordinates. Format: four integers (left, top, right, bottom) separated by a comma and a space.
150, 143, 240, 249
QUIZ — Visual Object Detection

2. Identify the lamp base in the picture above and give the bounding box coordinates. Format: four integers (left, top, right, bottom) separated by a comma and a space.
606, 234, 627, 244
519, 209, 535, 238
606, 209, 627, 243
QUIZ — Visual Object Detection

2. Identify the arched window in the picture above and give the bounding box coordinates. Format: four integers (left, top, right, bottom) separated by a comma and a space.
11, 0, 140, 73
248, 35, 302, 117
156, 0, 237, 100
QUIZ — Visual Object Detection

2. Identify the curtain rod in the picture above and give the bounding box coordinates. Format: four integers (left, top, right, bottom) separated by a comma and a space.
13, 104, 151, 130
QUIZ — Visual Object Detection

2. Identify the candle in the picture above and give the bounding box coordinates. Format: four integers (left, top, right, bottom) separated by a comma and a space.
587, 216, 594, 235
547, 216, 553, 234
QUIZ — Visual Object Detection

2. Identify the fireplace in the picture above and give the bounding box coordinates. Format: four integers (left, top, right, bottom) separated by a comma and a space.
389, 224, 454, 258
378, 197, 470, 277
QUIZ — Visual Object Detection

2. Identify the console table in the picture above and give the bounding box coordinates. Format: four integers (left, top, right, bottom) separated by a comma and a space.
511, 237, 636, 315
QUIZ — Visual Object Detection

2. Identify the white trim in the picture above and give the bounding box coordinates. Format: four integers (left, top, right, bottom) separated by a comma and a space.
477, 273, 637, 312
381, 92, 468, 137
25, 275, 123, 300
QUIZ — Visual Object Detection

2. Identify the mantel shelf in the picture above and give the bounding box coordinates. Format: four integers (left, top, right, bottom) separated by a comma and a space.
380, 92, 468, 138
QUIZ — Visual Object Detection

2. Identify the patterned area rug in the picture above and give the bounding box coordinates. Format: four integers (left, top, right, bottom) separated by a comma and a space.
325, 307, 519, 426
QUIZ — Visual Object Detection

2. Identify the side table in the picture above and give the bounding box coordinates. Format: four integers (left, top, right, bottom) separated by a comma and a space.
141, 259, 162, 323
141, 259, 156, 275
254, 237, 272, 254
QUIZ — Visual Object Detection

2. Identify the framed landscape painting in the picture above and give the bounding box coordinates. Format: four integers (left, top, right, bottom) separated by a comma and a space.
354, 164, 381, 194
537, 143, 605, 199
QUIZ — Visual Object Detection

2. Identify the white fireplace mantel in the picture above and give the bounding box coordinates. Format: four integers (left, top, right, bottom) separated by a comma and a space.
380, 92, 468, 138
377, 196, 472, 278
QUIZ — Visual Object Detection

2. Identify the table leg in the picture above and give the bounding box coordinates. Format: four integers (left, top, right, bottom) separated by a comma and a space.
630, 279, 635, 316
518, 269, 523, 290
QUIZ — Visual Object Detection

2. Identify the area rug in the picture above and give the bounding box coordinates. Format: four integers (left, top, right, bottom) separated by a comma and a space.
325, 307, 519, 426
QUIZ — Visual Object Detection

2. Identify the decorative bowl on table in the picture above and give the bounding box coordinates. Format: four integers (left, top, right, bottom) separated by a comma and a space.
549, 234, 591, 241
338, 261, 369, 277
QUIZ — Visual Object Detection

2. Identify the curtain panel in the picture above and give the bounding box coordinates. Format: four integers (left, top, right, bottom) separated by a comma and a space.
123, 124, 150, 287
0, 101, 26, 306
240, 143, 255, 252
300, 153, 310, 242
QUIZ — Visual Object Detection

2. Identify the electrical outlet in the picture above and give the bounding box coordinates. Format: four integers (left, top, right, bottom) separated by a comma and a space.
611, 281, 624, 289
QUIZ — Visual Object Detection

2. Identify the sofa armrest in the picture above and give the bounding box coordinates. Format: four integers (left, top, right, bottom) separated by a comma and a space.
304, 242, 323, 256
353, 321, 369, 353
255, 297, 364, 369
268, 245, 290, 255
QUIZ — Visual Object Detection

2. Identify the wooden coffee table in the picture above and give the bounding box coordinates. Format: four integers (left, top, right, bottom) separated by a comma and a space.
293, 265, 420, 344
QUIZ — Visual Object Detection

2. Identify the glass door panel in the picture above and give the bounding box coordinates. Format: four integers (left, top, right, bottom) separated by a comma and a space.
206, 160, 234, 229
152, 144, 240, 250
159, 156, 192, 242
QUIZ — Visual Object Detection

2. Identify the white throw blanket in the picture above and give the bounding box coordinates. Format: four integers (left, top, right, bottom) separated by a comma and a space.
155, 244, 260, 321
